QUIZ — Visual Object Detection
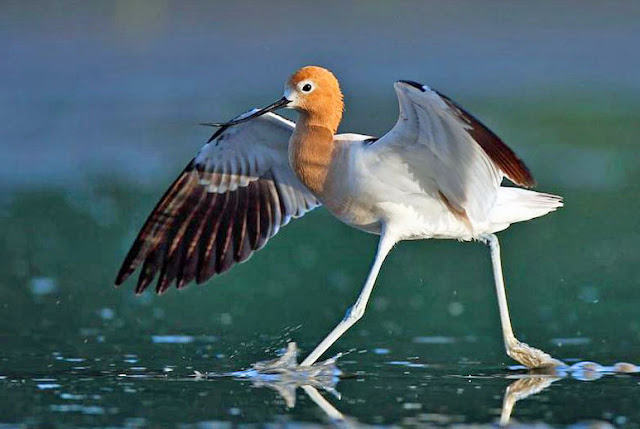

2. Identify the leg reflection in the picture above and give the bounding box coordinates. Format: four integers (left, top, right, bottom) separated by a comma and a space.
206, 345, 638, 426
500, 370, 561, 426
302, 385, 345, 422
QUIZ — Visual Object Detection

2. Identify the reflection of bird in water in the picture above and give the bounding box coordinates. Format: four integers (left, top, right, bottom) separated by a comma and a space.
116, 65, 564, 368
197, 343, 355, 426
501, 373, 561, 425
230, 342, 342, 408
211, 350, 635, 427
501, 361, 638, 425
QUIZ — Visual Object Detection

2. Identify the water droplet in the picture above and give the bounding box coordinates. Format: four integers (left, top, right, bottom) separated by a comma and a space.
448, 302, 464, 317
29, 277, 58, 296
220, 313, 233, 326
151, 335, 194, 344
578, 285, 599, 303
37, 383, 61, 390
613, 362, 639, 373
403, 402, 422, 410
99, 308, 114, 320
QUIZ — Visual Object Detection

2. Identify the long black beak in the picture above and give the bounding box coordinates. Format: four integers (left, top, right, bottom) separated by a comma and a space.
201, 97, 291, 129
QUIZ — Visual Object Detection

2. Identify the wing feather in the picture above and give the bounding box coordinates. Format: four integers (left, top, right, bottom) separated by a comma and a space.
115, 112, 320, 294
434, 91, 534, 188
370, 81, 534, 223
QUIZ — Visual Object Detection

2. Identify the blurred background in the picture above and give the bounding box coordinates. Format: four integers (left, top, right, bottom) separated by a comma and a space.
1, 1, 639, 426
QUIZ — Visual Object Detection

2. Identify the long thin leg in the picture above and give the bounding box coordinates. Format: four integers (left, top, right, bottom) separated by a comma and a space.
483, 233, 564, 368
300, 229, 397, 367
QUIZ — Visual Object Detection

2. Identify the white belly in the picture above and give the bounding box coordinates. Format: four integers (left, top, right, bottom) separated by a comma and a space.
321, 172, 473, 240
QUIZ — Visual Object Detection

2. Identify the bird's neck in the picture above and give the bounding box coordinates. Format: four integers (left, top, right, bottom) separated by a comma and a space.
289, 112, 338, 198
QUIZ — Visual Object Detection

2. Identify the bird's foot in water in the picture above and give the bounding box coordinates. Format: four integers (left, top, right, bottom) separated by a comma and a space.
506, 338, 565, 369
239, 342, 342, 383
231, 342, 342, 408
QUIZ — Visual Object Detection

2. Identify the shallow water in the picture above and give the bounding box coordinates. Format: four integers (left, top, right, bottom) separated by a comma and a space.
2, 335, 639, 427
2, 2, 640, 427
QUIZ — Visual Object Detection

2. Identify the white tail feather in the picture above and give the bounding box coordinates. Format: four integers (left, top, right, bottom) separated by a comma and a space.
491, 187, 563, 227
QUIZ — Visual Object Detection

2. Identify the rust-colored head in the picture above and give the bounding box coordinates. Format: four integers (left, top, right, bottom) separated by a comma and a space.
208, 66, 345, 135
284, 66, 344, 133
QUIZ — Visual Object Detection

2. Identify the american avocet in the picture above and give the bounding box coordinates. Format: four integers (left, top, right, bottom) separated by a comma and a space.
116, 66, 564, 368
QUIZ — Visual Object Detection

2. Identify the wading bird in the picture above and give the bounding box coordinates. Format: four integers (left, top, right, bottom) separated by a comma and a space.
116, 66, 564, 368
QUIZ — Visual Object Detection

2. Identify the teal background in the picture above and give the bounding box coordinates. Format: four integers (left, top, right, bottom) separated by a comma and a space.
1, 1, 639, 427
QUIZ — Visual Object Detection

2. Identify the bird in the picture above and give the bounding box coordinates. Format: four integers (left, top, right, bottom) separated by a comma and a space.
115, 65, 564, 369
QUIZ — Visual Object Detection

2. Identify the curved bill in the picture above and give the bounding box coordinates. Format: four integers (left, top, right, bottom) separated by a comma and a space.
203, 97, 291, 128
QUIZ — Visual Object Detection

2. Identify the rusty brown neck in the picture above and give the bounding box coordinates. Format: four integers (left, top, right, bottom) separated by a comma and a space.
288, 110, 339, 198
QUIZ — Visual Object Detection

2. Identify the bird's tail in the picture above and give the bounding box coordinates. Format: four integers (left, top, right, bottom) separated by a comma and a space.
490, 187, 563, 227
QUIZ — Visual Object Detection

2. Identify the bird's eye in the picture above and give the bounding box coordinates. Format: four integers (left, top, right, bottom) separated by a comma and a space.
302, 83, 312, 92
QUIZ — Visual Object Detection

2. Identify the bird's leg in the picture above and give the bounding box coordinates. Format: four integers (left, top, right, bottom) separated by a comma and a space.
482, 233, 564, 368
300, 230, 397, 367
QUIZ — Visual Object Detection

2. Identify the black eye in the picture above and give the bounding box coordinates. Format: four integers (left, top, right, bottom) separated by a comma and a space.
302, 83, 312, 92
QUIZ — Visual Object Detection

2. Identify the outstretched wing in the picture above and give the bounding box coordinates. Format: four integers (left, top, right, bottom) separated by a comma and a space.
115, 111, 320, 294
369, 80, 534, 223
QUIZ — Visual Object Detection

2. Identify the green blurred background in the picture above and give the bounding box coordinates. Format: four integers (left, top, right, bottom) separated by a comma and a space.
1, 1, 639, 426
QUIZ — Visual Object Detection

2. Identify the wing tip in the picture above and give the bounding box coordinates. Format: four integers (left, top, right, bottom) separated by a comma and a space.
519, 173, 537, 189
502, 158, 536, 188
434, 89, 538, 189
397, 80, 427, 92
134, 281, 149, 295
501, 155, 536, 188
114, 267, 130, 287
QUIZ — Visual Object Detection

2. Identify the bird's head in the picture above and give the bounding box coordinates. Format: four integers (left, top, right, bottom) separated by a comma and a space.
209, 66, 344, 133
284, 66, 344, 127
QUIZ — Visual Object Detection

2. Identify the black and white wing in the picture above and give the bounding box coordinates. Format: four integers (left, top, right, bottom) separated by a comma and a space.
369, 80, 534, 224
115, 111, 320, 294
